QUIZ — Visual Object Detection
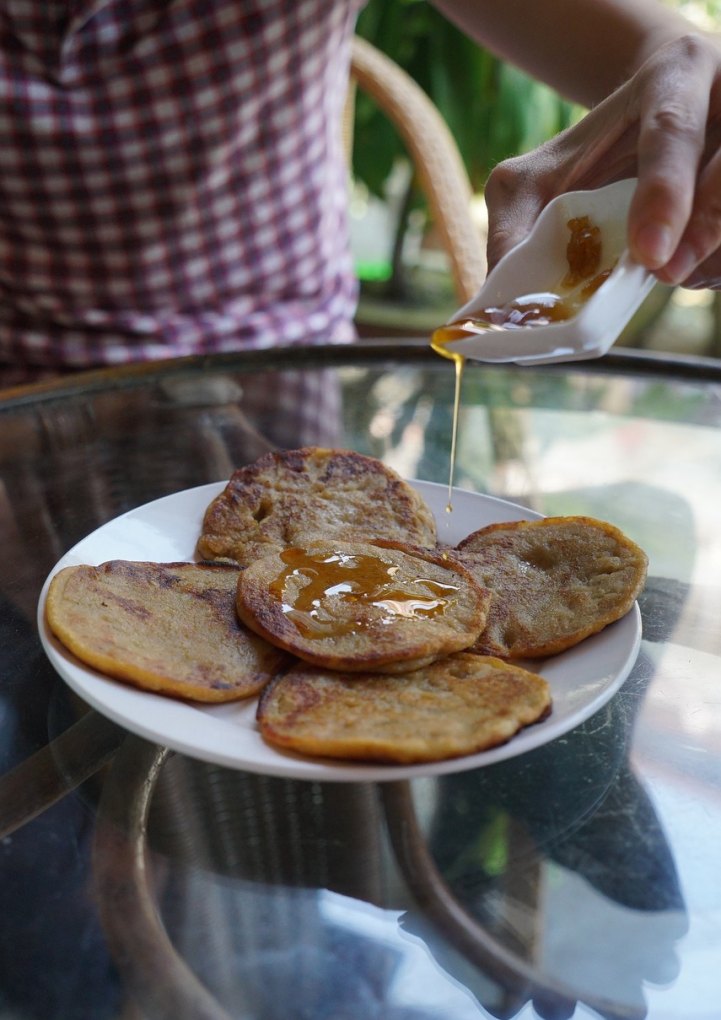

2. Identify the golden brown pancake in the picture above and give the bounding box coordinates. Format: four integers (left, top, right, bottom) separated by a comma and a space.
236, 538, 491, 674
46, 560, 288, 702
256, 652, 552, 763
196, 446, 437, 567
455, 515, 648, 658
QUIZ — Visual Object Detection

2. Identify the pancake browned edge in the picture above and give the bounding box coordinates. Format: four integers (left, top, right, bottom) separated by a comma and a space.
256, 652, 552, 764
236, 538, 492, 674
455, 515, 648, 658
196, 446, 437, 567
46, 560, 289, 702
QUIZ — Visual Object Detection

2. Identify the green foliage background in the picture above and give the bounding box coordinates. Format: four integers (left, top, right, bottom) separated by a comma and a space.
353, 0, 578, 199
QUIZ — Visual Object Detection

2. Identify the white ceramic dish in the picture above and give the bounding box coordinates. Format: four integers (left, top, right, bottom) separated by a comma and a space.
447, 178, 656, 366
37, 480, 642, 783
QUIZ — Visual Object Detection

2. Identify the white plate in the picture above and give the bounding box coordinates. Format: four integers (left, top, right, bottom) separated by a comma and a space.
37, 481, 642, 783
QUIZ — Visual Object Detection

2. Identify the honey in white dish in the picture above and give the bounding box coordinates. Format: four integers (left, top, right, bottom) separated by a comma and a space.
432, 216, 613, 511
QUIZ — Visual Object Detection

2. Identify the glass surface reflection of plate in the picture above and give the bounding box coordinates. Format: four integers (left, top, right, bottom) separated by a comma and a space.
37, 481, 642, 782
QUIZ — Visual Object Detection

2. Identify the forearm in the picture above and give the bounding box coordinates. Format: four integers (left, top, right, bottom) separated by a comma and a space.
430, 0, 694, 107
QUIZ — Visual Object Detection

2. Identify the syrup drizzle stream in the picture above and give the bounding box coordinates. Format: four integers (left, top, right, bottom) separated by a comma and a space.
430, 215, 612, 519
429, 332, 465, 515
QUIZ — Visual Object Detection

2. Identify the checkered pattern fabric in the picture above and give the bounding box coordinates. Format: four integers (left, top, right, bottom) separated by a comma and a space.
0, 0, 362, 382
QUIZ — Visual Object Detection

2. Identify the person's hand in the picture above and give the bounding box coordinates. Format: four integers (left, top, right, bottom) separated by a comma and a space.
484, 32, 721, 289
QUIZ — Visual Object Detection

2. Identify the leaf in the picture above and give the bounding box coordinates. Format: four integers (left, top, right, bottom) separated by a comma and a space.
354, 0, 577, 193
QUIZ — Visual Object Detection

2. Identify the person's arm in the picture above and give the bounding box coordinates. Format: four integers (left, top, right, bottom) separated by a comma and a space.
432, 0, 721, 289
431, 0, 691, 107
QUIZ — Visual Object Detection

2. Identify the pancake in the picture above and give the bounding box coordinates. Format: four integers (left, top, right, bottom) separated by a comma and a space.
256, 652, 552, 763
236, 538, 492, 674
196, 446, 437, 567
455, 515, 648, 658
45, 560, 288, 702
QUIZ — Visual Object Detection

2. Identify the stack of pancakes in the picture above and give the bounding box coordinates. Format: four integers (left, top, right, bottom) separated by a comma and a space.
46, 447, 648, 766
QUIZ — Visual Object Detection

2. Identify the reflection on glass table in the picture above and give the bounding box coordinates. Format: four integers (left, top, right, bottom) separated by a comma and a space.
0, 342, 720, 1020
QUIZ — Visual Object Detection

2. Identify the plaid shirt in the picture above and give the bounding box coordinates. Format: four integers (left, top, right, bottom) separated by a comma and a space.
0, 0, 362, 382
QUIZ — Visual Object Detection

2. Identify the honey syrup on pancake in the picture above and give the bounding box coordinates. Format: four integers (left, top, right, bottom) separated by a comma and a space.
431, 216, 611, 513
271, 548, 460, 638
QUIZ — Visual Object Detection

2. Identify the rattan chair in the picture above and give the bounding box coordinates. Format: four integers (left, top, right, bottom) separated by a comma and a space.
348, 36, 486, 307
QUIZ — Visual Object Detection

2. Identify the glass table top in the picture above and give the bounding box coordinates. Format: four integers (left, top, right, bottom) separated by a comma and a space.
1, 341, 720, 1020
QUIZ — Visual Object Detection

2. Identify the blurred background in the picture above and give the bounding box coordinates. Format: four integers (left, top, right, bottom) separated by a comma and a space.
350, 0, 721, 358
